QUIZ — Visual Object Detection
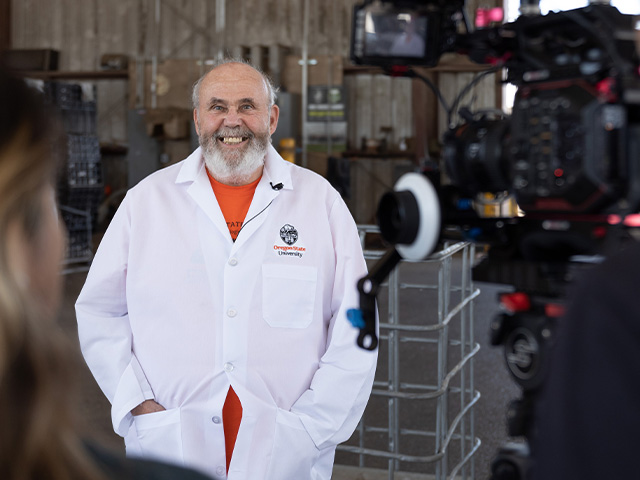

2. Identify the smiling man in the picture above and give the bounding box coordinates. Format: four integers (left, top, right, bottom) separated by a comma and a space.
195, 62, 277, 186
76, 59, 377, 480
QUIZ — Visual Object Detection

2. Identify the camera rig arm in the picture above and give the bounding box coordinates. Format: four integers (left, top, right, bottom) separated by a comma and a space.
349, 173, 442, 351
348, 248, 402, 351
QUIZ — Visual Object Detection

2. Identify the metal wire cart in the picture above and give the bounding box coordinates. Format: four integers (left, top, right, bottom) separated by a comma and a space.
337, 227, 481, 480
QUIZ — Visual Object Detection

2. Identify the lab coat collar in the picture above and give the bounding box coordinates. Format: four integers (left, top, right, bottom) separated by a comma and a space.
177, 147, 230, 243
175, 146, 205, 184
262, 143, 293, 192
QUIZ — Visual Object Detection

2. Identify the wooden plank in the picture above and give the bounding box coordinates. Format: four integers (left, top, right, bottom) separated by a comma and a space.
391, 76, 412, 151
285, 0, 301, 49
289, 0, 303, 50
190, 0, 207, 58
37, 0, 51, 52
75, 0, 92, 69
310, 0, 326, 54
371, 74, 391, 146
160, 0, 177, 58
82, 0, 98, 69
172, 0, 197, 58
354, 74, 373, 148
232, 0, 247, 49
129, 0, 144, 58
344, 74, 357, 150
225, 0, 238, 53
17, 70, 129, 79
59, 0, 74, 70
344, 54, 493, 75
11, 0, 25, 48
49, 0, 64, 54
98, 0, 135, 143
95, 0, 109, 55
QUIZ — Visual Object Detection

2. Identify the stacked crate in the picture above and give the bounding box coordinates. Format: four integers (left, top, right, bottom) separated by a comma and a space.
46, 82, 103, 265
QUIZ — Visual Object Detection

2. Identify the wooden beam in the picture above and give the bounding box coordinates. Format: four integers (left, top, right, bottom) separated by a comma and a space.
14, 70, 129, 80
0, 0, 10, 52
344, 54, 494, 76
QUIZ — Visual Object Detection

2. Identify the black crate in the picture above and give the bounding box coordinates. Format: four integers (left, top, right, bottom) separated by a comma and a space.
44, 82, 83, 107
58, 186, 103, 227
61, 102, 97, 134
66, 134, 102, 186
60, 206, 92, 262
67, 161, 103, 187
67, 134, 101, 163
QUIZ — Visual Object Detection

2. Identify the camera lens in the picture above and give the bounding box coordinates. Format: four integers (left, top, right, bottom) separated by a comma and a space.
444, 118, 510, 197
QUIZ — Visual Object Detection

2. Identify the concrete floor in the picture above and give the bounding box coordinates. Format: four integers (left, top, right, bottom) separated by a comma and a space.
58, 252, 520, 480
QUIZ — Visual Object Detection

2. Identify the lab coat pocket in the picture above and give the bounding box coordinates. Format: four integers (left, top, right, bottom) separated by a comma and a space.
266, 409, 320, 480
133, 407, 184, 466
262, 264, 317, 328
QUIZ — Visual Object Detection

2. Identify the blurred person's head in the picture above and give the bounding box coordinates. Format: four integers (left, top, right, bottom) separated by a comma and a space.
0, 66, 104, 480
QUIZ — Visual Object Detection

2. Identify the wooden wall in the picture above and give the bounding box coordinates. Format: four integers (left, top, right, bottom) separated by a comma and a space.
11, 0, 501, 157
344, 74, 414, 152
10, 0, 359, 145
10, 0, 357, 68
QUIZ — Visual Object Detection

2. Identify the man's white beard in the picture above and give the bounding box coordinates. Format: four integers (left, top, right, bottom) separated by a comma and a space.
200, 126, 270, 186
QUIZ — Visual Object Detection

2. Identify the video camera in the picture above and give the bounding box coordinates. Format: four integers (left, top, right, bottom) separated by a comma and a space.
348, 1, 640, 477
349, 0, 640, 346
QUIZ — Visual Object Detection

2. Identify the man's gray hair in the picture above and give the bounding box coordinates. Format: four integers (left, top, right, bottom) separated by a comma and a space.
191, 58, 278, 110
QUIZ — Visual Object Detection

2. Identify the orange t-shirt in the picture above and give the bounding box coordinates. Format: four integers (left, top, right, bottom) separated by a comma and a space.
207, 171, 261, 472
208, 173, 261, 241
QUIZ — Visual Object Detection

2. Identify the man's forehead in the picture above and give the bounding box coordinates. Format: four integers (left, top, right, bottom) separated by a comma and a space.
200, 63, 269, 103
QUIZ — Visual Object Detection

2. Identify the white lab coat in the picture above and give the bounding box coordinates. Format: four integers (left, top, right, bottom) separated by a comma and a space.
76, 145, 377, 480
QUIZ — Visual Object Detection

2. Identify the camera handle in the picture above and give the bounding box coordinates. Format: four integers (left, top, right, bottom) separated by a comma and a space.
347, 248, 402, 351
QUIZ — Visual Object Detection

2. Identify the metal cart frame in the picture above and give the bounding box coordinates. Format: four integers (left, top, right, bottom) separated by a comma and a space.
337, 226, 481, 480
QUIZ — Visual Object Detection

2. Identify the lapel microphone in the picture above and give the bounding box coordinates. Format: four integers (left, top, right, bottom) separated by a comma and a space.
270, 182, 284, 191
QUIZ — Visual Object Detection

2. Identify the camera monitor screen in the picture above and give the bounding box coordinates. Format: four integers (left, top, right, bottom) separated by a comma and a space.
351, 3, 442, 67
363, 12, 427, 58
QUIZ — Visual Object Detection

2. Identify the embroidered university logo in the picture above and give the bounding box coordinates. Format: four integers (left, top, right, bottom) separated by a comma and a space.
280, 224, 298, 245
274, 224, 305, 257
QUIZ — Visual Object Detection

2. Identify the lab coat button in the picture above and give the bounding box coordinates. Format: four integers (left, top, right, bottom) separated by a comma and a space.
211, 416, 221, 424
228, 258, 238, 266
224, 362, 234, 372
227, 308, 237, 318
216, 466, 225, 476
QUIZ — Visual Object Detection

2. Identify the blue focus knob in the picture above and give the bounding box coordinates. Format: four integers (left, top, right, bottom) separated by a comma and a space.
347, 309, 365, 329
